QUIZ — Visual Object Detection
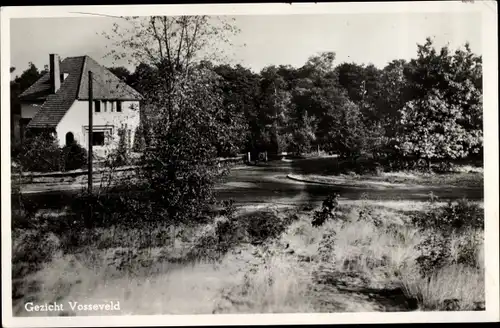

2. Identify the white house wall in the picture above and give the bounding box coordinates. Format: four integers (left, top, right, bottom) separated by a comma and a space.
56, 100, 140, 157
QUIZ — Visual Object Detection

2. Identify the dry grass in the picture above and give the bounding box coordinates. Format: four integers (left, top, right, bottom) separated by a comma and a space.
400, 263, 485, 311
12, 197, 485, 315
280, 201, 484, 311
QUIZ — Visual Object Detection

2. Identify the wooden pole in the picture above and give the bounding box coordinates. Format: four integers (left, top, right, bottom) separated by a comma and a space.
88, 71, 93, 193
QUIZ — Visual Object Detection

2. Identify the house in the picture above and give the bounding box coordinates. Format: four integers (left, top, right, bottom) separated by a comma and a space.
17, 54, 143, 158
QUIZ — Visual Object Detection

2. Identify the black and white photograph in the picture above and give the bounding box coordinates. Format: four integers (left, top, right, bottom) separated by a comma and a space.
1, 2, 499, 326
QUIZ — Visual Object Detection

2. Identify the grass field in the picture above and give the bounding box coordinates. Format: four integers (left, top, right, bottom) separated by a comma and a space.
11, 189, 485, 315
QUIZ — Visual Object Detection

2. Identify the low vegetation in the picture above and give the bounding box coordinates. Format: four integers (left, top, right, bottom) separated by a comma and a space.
12, 131, 87, 173
12, 191, 484, 315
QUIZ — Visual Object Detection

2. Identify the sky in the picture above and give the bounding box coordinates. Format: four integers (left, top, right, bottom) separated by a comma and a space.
9, 12, 482, 79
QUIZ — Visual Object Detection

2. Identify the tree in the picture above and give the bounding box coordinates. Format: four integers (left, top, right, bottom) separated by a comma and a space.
213, 64, 260, 156
396, 89, 482, 164
107, 66, 132, 83
289, 111, 317, 154
259, 65, 293, 154
317, 94, 368, 159
335, 62, 366, 103
104, 16, 240, 223
396, 38, 483, 163
11, 63, 47, 146
377, 59, 409, 137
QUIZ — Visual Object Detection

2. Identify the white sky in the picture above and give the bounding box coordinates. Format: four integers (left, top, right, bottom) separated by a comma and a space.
10, 12, 482, 78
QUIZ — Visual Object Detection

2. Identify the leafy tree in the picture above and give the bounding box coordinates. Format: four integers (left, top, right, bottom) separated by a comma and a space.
319, 97, 368, 159
107, 66, 132, 84
396, 90, 482, 163
335, 62, 366, 103
259, 65, 293, 154
289, 111, 317, 154
12, 62, 46, 93
396, 38, 483, 163
213, 64, 260, 156
377, 59, 409, 137
11, 63, 48, 147
104, 15, 240, 224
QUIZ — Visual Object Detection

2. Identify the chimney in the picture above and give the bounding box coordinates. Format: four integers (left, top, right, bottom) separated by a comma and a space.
49, 54, 61, 93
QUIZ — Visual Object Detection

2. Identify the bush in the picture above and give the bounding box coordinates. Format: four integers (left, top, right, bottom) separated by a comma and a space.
12, 230, 61, 267
61, 142, 87, 171
15, 131, 62, 172
357, 205, 383, 228
415, 233, 451, 277
110, 126, 131, 167
317, 228, 337, 262
411, 198, 483, 234
413, 197, 484, 278
453, 230, 483, 268
312, 193, 341, 227
241, 211, 288, 245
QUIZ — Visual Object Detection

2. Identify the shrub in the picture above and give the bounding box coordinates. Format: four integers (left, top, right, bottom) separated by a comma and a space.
357, 205, 383, 228
452, 230, 483, 268
110, 126, 130, 167
61, 142, 87, 171
413, 197, 484, 277
242, 211, 287, 245
15, 131, 62, 172
317, 228, 336, 262
12, 230, 61, 269
411, 198, 484, 234
312, 193, 341, 227
415, 233, 451, 277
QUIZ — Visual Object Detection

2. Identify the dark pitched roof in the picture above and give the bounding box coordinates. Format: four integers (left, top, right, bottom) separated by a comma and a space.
27, 57, 85, 129
77, 56, 142, 101
26, 56, 142, 129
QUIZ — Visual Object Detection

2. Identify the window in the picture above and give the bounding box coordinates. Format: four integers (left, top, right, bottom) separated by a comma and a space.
103, 101, 107, 112
92, 132, 105, 146
117, 101, 122, 112
94, 101, 101, 113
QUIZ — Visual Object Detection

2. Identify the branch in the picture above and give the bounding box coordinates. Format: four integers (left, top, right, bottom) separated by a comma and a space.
183, 16, 201, 75
150, 17, 164, 61
176, 17, 186, 69
162, 16, 173, 72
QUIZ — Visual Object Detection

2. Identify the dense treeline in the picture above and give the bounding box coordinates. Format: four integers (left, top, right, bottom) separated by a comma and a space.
107, 37, 483, 166
12, 37, 482, 167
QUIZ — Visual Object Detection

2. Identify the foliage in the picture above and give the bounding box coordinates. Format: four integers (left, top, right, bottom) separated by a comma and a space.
12, 229, 61, 275
60, 141, 88, 171
413, 197, 484, 277
415, 232, 452, 277
395, 38, 483, 162
213, 64, 260, 155
108, 126, 130, 167
317, 228, 337, 262
105, 16, 240, 225
318, 98, 368, 159
106, 66, 132, 83
411, 198, 484, 234
312, 193, 341, 227
396, 90, 483, 161
240, 211, 289, 245
15, 131, 62, 172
